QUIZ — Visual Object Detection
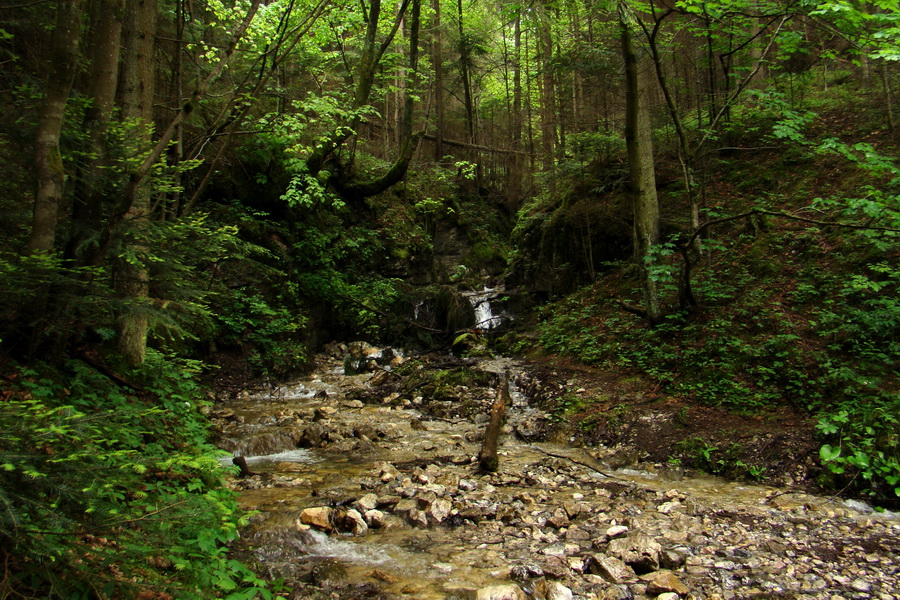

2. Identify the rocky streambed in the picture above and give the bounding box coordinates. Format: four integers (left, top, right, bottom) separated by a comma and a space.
211, 347, 899, 600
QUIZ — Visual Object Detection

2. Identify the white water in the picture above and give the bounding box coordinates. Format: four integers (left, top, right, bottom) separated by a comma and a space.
466, 287, 504, 330
298, 529, 394, 564
243, 449, 322, 465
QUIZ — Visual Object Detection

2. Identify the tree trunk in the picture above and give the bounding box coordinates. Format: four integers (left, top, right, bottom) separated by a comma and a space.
511, 11, 523, 194
28, 0, 85, 255
114, 0, 157, 366
537, 0, 556, 174
67, 0, 124, 261
456, 0, 477, 151
431, 0, 444, 161
621, 16, 662, 325
332, 0, 421, 198
305, 0, 410, 177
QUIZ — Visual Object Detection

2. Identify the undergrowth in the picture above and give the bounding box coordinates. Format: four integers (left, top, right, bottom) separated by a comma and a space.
534, 127, 900, 503
0, 352, 277, 599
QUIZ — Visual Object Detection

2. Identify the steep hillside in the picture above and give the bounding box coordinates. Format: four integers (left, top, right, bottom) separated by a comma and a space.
505, 81, 900, 506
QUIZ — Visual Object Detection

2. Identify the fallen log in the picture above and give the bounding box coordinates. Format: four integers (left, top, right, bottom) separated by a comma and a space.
479, 370, 511, 473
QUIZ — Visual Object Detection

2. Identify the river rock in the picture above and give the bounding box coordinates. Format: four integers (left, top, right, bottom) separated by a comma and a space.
407, 508, 429, 527
641, 570, 689, 595
337, 508, 368, 536
546, 508, 570, 529
532, 578, 574, 600
313, 406, 336, 420
607, 534, 662, 573
300, 506, 334, 531
353, 424, 377, 440
657, 500, 681, 514
510, 563, 544, 581
595, 584, 633, 600
394, 497, 417, 514
563, 501, 582, 519
347, 341, 379, 359
459, 479, 479, 492
375, 461, 399, 482
322, 341, 347, 357
471, 583, 527, 600
363, 509, 386, 528
606, 525, 629, 539
355, 493, 379, 512
587, 554, 635, 584
428, 498, 453, 523
298, 423, 328, 447
659, 549, 686, 570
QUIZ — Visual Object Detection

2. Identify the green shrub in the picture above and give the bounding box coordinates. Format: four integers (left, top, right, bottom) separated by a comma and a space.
0, 353, 273, 599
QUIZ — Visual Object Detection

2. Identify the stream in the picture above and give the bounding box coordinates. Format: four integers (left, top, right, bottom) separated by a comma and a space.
212, 351, 900, 600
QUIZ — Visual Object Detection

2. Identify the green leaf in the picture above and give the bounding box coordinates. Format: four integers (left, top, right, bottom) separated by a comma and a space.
820, 444, 842, 461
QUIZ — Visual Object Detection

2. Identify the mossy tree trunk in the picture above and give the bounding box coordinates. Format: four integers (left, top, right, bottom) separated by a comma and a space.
114, 0, 157, 366
28, 0, 85, 255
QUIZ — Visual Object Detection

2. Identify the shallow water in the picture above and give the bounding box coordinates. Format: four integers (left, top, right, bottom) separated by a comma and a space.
217, 356, 897, 598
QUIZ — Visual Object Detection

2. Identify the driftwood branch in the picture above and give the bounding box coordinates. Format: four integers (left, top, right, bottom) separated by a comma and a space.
479, 371, 511, 473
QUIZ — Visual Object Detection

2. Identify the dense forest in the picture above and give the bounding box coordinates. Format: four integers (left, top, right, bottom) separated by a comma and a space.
1, 0, 898, 596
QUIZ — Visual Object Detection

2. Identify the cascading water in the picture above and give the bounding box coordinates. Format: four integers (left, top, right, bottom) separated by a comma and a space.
465, 287, 505, 330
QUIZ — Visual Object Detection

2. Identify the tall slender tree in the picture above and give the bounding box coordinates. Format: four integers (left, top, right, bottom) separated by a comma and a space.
27, 0, 85, 255
621, 3, 661, 324
113, 0, 158, 366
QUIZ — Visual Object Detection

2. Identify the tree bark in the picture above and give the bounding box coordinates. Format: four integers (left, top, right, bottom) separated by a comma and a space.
114, 0, 157, 366
67, 0, 125, 261
28, 0, 85, 255
479, 371, 511, 473
431, 0, 444, 160
457, 0, 476, 147
537, 0, 556, 175
621, 14, 662, 325
304, 0, 411, 177
510, 10, 524, 198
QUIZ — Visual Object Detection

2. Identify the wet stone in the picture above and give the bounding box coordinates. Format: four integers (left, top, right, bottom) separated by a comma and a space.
642, 570, 690, 595
607, 534, 662, 574
299, 506, 333, 531
532, 579, 574, 600
606, 525, 630, 539
587, 554, 635, 584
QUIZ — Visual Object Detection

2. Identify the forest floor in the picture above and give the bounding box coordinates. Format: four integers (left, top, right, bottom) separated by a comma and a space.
516, 356, 824, 495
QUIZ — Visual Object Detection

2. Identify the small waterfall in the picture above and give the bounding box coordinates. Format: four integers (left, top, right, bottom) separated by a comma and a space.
466, 287, 504, 330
